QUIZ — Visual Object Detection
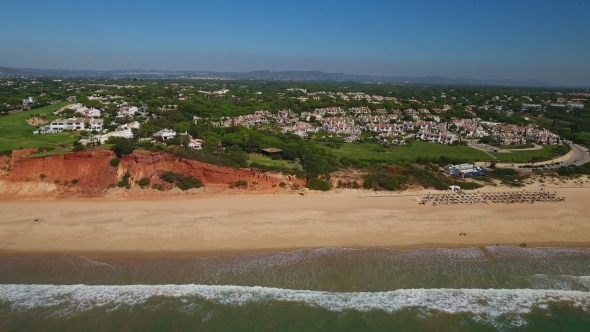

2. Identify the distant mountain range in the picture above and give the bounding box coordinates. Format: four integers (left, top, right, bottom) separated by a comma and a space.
0, 66, 570, 88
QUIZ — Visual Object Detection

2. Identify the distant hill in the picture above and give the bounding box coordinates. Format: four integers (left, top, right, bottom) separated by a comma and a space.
0, 66, 569, 88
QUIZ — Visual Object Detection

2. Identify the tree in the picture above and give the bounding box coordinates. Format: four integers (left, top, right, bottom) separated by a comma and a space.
179, 135, 190, 149
480, 136, 492, 144
110, 138, 136, 158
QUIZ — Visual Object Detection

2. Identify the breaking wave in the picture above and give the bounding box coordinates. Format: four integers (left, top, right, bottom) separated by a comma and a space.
1, 284, 589, 320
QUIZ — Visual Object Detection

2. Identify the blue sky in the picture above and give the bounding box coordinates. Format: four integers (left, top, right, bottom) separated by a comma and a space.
1, 0, 589, 86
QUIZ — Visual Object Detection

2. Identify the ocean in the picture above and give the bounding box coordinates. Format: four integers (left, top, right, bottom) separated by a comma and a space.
1, 247, 590, 331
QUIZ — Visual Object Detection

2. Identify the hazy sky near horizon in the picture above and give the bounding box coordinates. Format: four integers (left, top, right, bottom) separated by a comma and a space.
1, 0, 589, 86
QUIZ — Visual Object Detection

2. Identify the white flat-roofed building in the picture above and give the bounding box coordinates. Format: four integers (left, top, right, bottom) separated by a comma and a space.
50, 118, 103, 132
153, 129, 177, 140
444, 164, 485, 178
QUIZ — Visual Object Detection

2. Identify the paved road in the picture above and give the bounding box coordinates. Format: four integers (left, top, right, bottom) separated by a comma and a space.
476, 144, 590, 172
564, 144, 589, 166
436, 123, 590, 169
466, 140, 542, 153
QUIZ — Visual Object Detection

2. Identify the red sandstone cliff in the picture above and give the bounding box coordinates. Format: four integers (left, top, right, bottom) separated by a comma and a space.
0, 149, 305, 197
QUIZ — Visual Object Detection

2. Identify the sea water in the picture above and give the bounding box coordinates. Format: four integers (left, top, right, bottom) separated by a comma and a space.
1, 247, 590, 331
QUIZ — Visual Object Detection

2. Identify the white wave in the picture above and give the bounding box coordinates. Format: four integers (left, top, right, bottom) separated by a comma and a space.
529, 274, 590, 290
1, 284, 589, 322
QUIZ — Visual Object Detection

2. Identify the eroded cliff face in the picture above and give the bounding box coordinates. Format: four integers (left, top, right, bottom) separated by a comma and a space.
0, 149, 305, 197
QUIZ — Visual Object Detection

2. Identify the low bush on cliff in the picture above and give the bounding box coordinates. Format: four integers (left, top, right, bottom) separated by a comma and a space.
39, 174, 47, 180
160, 171, 177, 183
362, 173, 402, 191
151, 184, 164, 191
110, 158, 120, 167
136, 177, 150, 188
72, 145, 86, 152
234, 180, 247, 187
0, 149, 13, 157
175, 176, 203, 191
307, 178, 332, 191
159, 171, 204, 190
71, 179, 79, 184
117, 171, 131, 189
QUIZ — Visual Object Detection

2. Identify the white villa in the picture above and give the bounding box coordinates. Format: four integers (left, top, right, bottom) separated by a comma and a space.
188, 138, 203, 149
75, 107, 101, 118
50, 118, 103, 132
153, 129, 177, 141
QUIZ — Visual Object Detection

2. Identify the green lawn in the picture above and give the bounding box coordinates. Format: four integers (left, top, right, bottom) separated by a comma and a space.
0, 102, 79, 151
327, 141, 491, 162
491, 145, 569, 162
249, 153, 300, 169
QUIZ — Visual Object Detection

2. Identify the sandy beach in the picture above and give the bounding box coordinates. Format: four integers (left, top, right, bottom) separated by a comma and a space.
1, 183, 590, 254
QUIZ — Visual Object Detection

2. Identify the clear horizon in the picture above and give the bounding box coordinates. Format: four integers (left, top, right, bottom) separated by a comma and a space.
1, 0, 589, 86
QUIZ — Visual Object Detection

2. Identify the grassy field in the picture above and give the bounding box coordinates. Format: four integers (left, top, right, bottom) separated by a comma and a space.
0, 102, 78, 151
491, 145, 569, 162
249, 153, 300, 169
327, 141, 491, 162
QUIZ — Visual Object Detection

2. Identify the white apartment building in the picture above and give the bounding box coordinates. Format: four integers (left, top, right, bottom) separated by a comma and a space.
50, 118, 103, 132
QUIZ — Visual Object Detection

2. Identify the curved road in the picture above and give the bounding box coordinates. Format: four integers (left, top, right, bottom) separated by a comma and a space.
565, 144, 590, 166
473, 144, 590, 171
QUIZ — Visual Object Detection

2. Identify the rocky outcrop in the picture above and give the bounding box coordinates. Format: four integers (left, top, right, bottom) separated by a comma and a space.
1, 149, 305, 197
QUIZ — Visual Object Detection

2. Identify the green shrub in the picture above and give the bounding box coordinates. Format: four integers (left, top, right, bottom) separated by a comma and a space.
456, 181, 483, 190
110, 158, 120, 167
558, 163, 590, 176
136, 177, 150, 188
39, 174, 47, 180
117, 171, 131, 188
234, 180, 248, 187
307, 178, 332, 191
490, 168, 519, 182
151, 184, 164, 191
364, 174, 402, 190
160, 171, 177, 183
175, 176, 204, 190
159, 171, 204, 190
71, 179, 79, 184
279, 182, 286, 188
72, 145, 86, 152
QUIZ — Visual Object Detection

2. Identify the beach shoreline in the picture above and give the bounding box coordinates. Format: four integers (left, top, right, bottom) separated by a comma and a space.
1, 184, 590, 254
2, 241, 590, 260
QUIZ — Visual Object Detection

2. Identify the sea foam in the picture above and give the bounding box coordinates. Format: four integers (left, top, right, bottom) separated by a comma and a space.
1, 284, 589, 322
